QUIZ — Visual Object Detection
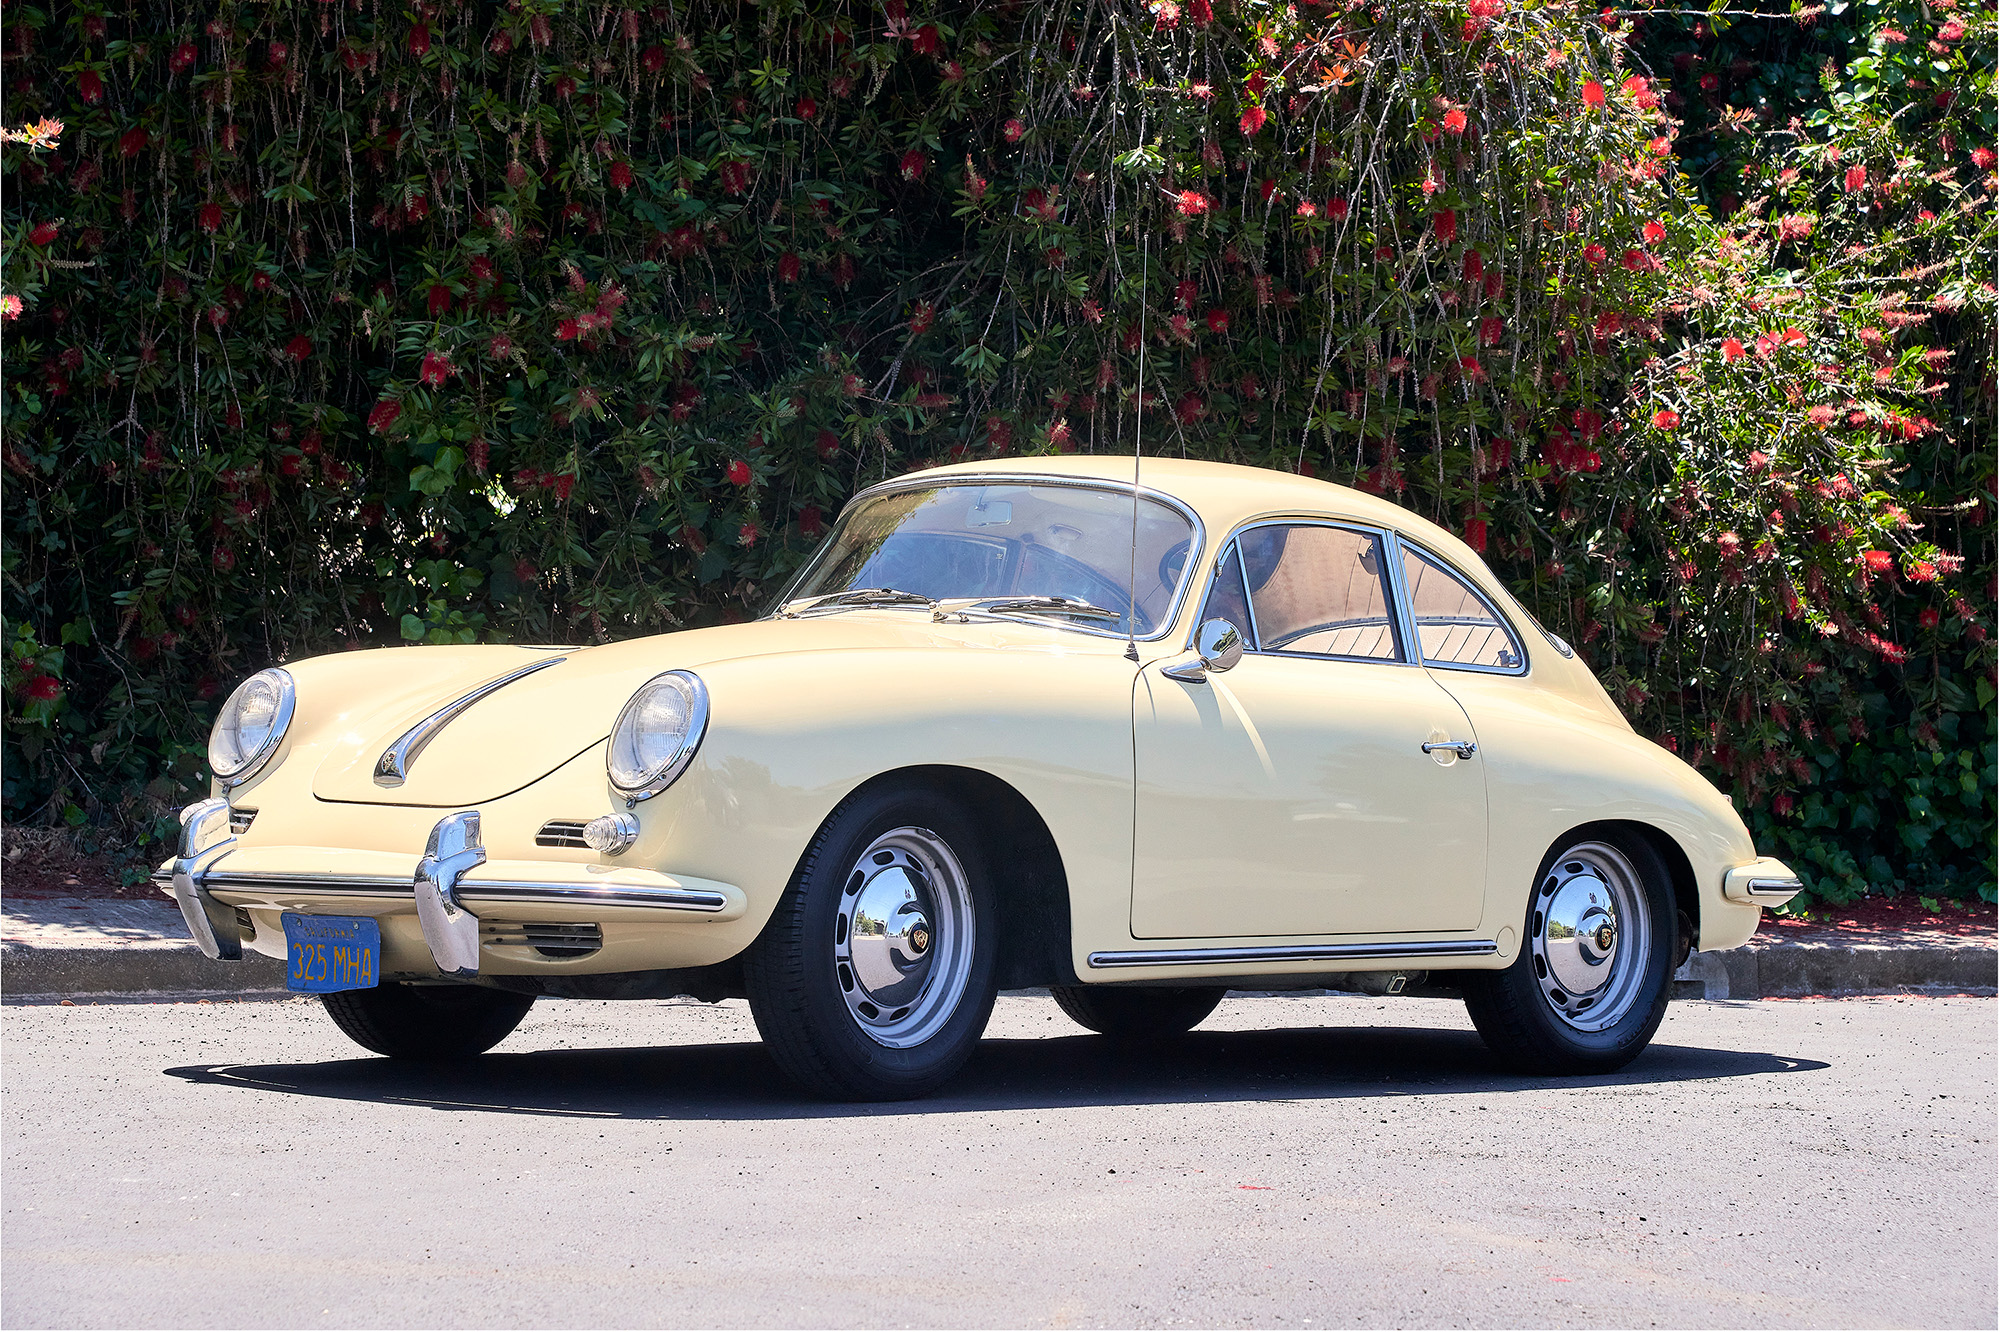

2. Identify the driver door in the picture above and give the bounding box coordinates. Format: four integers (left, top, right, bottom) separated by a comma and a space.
1132, 522, 1488, 939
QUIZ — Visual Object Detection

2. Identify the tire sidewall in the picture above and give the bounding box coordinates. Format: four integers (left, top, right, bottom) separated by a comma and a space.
1507, 829, 1675, 1067
786, 787, 999, 1092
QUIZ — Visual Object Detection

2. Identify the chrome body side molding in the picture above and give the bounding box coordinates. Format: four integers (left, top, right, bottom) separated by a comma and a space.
1086, 939, 1499, 970
374, 656, 566, 786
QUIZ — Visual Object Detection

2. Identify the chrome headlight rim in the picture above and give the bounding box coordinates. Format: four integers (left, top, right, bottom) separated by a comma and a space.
606, 670, 709, 803
208, 667, 296, 788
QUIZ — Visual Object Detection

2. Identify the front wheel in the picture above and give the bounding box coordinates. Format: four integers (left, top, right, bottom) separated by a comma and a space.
321, 982, 535, 1060
743, 785, 998, 1101
1462, 830, 1675, 1075
1050, 985, 1226, 1041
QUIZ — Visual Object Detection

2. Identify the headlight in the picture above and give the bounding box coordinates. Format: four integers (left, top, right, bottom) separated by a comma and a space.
208, 667, 296, 786
606, 670, 709, 801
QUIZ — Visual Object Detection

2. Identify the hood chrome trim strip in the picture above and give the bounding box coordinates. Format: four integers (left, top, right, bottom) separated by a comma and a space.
374, 656, 567, 787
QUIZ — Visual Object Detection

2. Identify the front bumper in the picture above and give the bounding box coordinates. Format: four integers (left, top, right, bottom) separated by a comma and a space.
160, 802, 746, 979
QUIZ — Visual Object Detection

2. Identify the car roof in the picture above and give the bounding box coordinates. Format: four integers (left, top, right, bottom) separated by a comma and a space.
882, 454, 1468, 556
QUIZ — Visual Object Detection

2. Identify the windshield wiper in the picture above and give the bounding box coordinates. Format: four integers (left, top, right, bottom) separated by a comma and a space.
965, 595, 1125, 624
780, 588, 939, 617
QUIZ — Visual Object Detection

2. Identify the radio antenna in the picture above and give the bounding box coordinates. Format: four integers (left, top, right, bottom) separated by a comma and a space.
1125, 231, 1149, 664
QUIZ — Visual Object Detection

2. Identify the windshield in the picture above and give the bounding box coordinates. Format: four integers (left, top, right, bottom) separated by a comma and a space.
774, 482, 1198, 636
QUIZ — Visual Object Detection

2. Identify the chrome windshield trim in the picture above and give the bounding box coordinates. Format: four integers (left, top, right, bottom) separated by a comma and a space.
1087, 939, 1498, 969
770, 472, 1207, 644
374, 656, 567, 787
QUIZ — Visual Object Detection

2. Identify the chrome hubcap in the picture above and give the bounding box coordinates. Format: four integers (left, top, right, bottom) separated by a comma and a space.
833, 827, 974, 1048
1528, 841, 1651, 1033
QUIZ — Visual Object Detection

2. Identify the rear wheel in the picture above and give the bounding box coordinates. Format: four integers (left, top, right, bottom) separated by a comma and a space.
744, 785, 998, 1101
1050, 985, 1226, 1041
1463, 830, 1674, 1075
321, 982, 535, 1059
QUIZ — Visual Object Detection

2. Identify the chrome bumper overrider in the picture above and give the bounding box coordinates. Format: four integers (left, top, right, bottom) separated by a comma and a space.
1722, 859, 1803, 906
161, 804, 736, 977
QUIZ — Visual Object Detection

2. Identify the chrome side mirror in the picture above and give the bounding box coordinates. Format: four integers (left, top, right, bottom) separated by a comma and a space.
1161, 618, 1245, 683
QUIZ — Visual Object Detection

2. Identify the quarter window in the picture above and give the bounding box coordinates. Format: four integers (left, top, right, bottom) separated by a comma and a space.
1399, 546, 1524, 671
1196, 543, 1253, 635
1239, 525, 1402, 661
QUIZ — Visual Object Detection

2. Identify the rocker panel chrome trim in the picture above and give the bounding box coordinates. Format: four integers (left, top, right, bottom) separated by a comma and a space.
1086, 939, 1498, 969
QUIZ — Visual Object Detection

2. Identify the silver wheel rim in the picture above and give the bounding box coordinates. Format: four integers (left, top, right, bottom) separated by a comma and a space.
1528, 841, 1652, 1033
833, 826, 975, 1049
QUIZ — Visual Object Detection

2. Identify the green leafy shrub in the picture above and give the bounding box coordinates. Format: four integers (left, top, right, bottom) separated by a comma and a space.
2, 0, 1991, 901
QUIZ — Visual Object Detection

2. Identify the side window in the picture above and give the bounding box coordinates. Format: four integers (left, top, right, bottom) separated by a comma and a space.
1399, 546, 1525, 671
1195, 543, 1254, 642
1238, 525, 1401, 661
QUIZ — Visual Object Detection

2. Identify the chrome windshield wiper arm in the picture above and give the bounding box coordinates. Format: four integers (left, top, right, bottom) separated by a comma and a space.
969, 596, 1125, 624
780, 588, 939, 617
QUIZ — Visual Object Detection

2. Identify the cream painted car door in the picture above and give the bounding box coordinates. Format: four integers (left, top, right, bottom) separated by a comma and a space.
1131, 523, 1488, 940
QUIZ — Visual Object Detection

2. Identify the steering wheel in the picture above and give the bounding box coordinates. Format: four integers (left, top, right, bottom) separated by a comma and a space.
1156, 539, 1191, 592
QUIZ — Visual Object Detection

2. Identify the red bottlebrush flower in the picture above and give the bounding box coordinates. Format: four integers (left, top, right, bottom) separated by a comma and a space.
899, 149, 926, 182
1463, 518, 1488, 552
1469, 0, 1505, 14
1804, 405, 1836, 427
1205, 308, 1229, 335
1239, 105, 1267, 136
1581, 80, 1605, 108
285, 335, 313, 362
1174, 279, 1198, 311
551, 474, 575, 501
1079, 300, 1103, 324
833, 253, 857, 288
718, 160, 754, 195
986, 415, 1013, 449
196, 201, 227, 234
1044, 246, 1066, 269
1772, 793, 1795, 819
1843, 164, 1867, 193
1642, 220, 1665, 246
1722, 337, 1745, 362
1971, 147, 1997, 170
1442, 108, 1468, 135
1776, 214, 1814, 242
641, 44, 667, 73
487, 334, 514, 361
1480, 317, 1505, 347
1433, 209, 1457, 244
1294, 199, 1320, 220
909, 301, 935, 334
408, 23, 430, 56
1462, 251, 1484, 281
1048, 420, 1074, 451
21, 675, 61, 702
423, 284, 451, 318
1258, 178, 1279, 205
1176, 190, 1212, 217
119, 127, 148, 158
367, 399, 403, 434
207, 305, 229, 329
1907, 560, 1938, 583
1327, 197, 1350, 221
1859, 549, 1894, 574
1653, 409, 1680, 430
468, 256, 497, 285
1938, 18, 1965, 41
816, 430, 841, 459
777, 252, 801, 283
1620, 248, 1648, 271
1, 295, 23, 321
1002, 118, 1026, 144
1458, 355, 1486, 382
27, 221, 59, 246
1918, 607, 1941, 629
726, 459, 752, 487
1175, 393, 1206, 424
609, 161, 634, 192
797, 94, 821, 121
1780, 327, 1807, 348
419, 351, 454, 386
170, 42, 197, 74
1583, 242, 1607, 268
79, 69, 104, 103
1245, 69, 1268, 98
911, 24, 942, 56
800, 505, 826, 538
555, 318, 581, 342
738, 522, 760, 547
468, 439, 489, 475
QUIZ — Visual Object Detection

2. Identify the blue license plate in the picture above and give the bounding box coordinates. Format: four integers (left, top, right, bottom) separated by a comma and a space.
282, 913, 380, 993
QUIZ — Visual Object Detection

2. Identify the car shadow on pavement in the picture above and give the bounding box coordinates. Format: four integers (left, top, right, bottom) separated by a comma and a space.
162, 1022, 1829, 1120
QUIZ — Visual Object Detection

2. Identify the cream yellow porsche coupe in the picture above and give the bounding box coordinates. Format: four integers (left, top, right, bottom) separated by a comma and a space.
163, 456, 1800, 1099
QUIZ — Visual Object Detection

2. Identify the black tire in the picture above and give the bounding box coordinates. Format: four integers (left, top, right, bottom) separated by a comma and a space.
1049, 985, 1226, 1041
743, 784, 999, 1101
321, 982, 535, 1060
1463, 827, 1676, 1075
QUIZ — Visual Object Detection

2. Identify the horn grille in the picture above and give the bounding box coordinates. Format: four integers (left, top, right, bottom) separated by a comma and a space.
481, 921, 603, 958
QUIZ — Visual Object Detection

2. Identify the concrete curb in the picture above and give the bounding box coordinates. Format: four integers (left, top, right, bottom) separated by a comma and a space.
4, 898, 1994, 1003
1673, 941, 1998, 1000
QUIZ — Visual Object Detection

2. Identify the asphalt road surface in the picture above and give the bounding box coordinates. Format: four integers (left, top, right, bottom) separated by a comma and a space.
4, 992, 1993, 1329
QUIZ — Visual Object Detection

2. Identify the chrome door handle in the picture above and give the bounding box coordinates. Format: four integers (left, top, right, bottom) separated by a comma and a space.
1422, 740, 1477, 760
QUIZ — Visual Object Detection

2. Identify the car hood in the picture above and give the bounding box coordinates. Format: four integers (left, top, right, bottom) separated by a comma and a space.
302, 613, 1123, 806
